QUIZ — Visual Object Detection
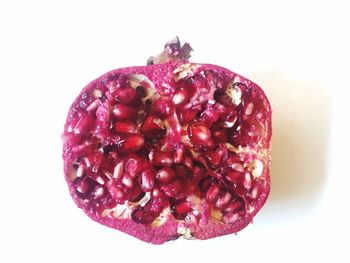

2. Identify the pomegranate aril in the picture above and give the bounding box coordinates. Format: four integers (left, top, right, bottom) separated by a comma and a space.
131, 207, 157, 224
178, 108, 198, 124
125, 155, 143, 174
73, 113, 95, 135
199, 106, 219, 128
74, 177, 96, 199
122, 174, 134, 188
117, 134, 144, 153
161, 180, 183, 199
173, 143, 185, 164
188, 121, 211, 145
150, 150, 174, 167
224, 198, 244, 214
113, 86, 136, 104
156, 167, 176, 184
211, 126, 228, 143
114, 121, 137, 134
215, 192, 232, 209
141, 115, 165, 139
128, 184, 145, 202
141, 168, 156, 191
206, 183, 221, 203
174, 201, 192, 214
112, 104, 137, 120
171, 200, 193, 220
152, 98, 175, 117
172, 88, 191, 105
113, 161, 124, 180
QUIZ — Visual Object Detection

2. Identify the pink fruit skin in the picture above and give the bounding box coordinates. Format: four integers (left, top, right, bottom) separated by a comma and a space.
63, 61, 271, 245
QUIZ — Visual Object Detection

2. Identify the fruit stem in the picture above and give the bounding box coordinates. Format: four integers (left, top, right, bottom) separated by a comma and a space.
147, 37, 193, 65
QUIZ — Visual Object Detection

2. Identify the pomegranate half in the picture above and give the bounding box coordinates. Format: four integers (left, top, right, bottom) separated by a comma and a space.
62, 38, 272, 244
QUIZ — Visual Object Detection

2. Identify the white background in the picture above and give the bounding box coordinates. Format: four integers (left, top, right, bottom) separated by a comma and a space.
1, 0, 349, 262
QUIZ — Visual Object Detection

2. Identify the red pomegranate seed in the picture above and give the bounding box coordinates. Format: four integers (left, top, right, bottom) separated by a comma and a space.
114, 121, 137, 134
74, 177, 96, 199
150, 150, 174, 167
117, 134, 144, 153
172, 88, 191, 105
178, 107, 198, 124
125, 155, 145, 177
188, 121, 211, 145
205, 183, 221, 203
112, 104, 137, 120
122, 174, 134, 188
174, 200, 192, 214
73, 113, 95, 135
215, 192, 232, 209
113, 161, 124, 181
173, 143, 185, 164
224, 198, 243, 214
152, 98, 175, 117
107, 182, 123, 200
161, 180, 183, 199
156, 167, 176, 184
141, 168, 156, 191
131, 207, 157, 224
141, 115, 165, 139
113, 86, 136, 104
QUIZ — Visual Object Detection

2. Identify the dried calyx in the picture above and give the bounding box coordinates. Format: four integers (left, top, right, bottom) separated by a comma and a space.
63, 38, 271, 244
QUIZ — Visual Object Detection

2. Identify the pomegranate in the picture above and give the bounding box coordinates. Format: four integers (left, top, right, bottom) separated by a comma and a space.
62, 37, 272, 244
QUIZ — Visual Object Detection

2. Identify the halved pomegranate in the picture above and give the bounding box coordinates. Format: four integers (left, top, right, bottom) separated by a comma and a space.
62, 37, 272, 244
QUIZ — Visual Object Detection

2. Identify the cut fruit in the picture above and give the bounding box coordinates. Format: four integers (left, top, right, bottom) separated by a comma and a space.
62, 37, 272, 245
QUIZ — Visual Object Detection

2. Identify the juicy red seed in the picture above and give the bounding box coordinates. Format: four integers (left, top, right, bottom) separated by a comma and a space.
161, 180, 183, 198
131, 207, 157, 224
114, 121, 137, 134
224, 199, 243, 213
152, 98, 175, 117
152, 188, 165, 199
178, 108, 198, 124
128, 185, 145, 202
73, 113, 95, 135
183, 156, 194, 170
199, 107, 219, 128
206, 149, 224, 167
113, 87, 136, 104
173, 144, 185, 164
107, 183, 123, 200
112, 104, 137, 120
188, 122, 211, 145
156, 167, 176, 184
117, 135, 144, 153
141, 115, 165, 139
141, 168, 156, 191
74, 177, 96, 199
125, 155, 145, 177
215, 192, 232, 209
174, 201, 192, 214
151, 150, 174, 167
122, 174, 134, 188
206, 184, 221, 203
113, 161, 124, 180
211, 127, 228, 143
198, 177, 212, 192
226, 170, 242, 183
175, 165, 192, 179
172, 89, 191, 105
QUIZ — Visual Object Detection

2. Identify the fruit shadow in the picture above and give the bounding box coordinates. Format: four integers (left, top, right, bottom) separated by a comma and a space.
251, 69, 331, 212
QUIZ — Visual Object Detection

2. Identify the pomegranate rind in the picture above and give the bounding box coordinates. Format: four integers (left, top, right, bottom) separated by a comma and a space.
63, 62, 271, 244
